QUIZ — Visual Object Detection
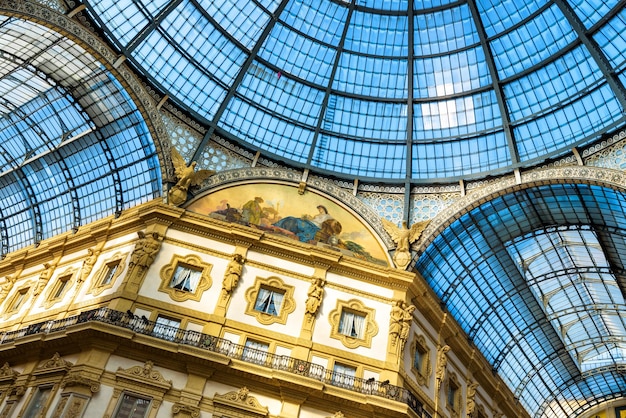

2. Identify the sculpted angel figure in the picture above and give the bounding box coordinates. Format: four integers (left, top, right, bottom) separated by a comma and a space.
168, 147, 215, 206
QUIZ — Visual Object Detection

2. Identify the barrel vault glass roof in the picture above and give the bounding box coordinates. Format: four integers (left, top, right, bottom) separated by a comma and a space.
0, 16, 161, 255
416, 184, 626, 418
82, 0, 626, 182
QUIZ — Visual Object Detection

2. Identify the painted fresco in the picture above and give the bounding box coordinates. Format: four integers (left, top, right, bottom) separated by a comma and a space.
187, 184, 389, 266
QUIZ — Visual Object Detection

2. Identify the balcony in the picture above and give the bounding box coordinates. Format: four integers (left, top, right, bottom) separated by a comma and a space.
0, 307, 427, 416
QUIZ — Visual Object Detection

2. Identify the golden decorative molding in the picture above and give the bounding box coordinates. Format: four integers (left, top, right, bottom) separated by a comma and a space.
436, 344, 450, 392
466, 381, 479, 418
305, 276, 325, 318
61, 372, 101, 393
172, 402, 200, 418
158, 254, 213, 302
129, 231, 163, 271
213, 386, 269, 417
115, 361, 172, 391
221, 253, 245, 295
35, 352, 73, 373
329, 298, 378, 349
0, 363, 17, 383
244, 276, 295, 325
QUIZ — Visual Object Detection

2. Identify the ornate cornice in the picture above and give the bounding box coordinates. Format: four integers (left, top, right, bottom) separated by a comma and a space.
34, 352, 73, 375
172, 402, 200, 418
0, 362, 18, 383
213, 387, 269, 416
61, 372, 100, 393
115, 361, 172, 391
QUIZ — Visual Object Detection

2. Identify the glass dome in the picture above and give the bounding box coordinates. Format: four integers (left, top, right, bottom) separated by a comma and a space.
83, 0, 626, 182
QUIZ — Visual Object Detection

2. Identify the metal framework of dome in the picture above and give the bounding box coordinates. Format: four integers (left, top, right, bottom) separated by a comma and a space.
1, 1, 626, 418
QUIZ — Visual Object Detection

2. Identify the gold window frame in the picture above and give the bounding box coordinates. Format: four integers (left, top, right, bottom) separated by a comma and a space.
88, 252, 126, 296
244, 276, 295, 325
158, 254, 212, 302
410, 333, 432, 386
329, 299, 378, 349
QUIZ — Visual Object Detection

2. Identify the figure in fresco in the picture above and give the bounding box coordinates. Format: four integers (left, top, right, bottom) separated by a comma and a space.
222, 253, 245, 294
198, 187, 388, 266
272, 205, 342, 244
242, 197, 264, 225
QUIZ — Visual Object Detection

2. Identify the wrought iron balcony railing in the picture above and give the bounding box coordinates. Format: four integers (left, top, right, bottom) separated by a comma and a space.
0, 307, 427, 416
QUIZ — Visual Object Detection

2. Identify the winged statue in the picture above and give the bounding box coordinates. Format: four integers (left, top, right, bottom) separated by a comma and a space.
168, 147, 215, 206
381, 219, 430, 269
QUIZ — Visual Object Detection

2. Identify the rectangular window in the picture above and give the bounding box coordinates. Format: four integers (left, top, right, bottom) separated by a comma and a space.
113, 393, 151, 418
23, 386, 52, 417
100, 261, 120, 286
243, 339, 269, 365
338, 310, 365, 338
8, 288, 28, 312
51, 275, 71, 299
254, 287, 284, 315
413, 348, 422, 369
153, 315, 181, 342
169, 264, 202, 292
447, 381, 458, 411
331, 363, 356, 389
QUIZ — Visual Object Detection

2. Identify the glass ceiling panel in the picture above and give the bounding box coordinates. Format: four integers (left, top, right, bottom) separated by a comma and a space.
237, 61, 324, 127
312, 133, 407, 179
570, 0, 619, 29
344, 10, 408, 56
199, 0, 270, 49
414, 5, 478, 56
83, 0, 151, 46
333, 54, 407, 98
132, 28, 230, 120
260, 22, 338, 86
594, 9, 626, 70
414, 47, 491, 98
504, 45, 602, 123
476, 0, 548, 38
281, 0, 347, 46
365, 0, 408, 11
220, 96, 313, 163
515, 84, 623, 162
323, 97, 406, 140
490, 4, 575, 80
506, 227, 626, 373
